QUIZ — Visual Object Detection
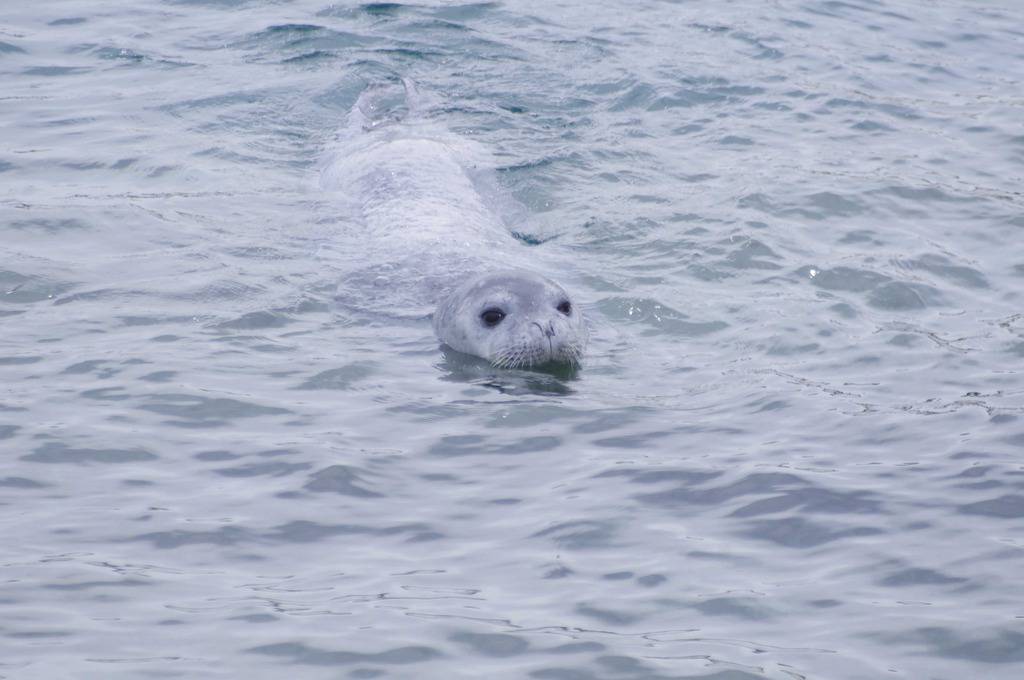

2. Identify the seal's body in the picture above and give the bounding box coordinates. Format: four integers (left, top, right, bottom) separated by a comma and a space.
321, 80, 586, 369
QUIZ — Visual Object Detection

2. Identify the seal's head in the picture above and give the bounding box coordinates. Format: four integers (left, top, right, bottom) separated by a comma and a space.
433, 270, 586, 369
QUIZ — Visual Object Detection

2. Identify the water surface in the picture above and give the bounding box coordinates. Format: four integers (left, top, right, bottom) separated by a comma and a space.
2, 1, 1023, 678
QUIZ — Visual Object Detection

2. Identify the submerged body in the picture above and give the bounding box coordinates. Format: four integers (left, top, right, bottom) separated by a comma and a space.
321, 82, 586, 368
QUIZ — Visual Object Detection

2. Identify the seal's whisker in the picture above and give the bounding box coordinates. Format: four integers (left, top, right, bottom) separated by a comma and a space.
492, 348, 515, 369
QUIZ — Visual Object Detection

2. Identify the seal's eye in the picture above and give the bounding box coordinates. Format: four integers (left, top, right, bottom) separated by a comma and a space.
557, 300, 571, 315
481, 308, 505, 327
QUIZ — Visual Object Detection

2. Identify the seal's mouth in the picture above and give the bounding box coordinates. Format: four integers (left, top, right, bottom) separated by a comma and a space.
491, 342, 584, 370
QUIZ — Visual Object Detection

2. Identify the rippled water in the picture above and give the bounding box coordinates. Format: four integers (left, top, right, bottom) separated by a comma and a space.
3, 1, 1024, 678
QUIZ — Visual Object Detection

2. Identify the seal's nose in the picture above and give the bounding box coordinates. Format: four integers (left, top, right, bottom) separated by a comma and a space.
531, 321, 557, 361
531, 321, 555, 338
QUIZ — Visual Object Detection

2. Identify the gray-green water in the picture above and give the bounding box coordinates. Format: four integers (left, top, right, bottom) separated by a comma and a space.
2, 1, 1023, 678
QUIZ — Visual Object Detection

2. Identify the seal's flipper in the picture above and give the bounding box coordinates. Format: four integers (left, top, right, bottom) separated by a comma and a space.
347, 81, 406, 133
345, 76, 436, 137
399, 77, 439, 117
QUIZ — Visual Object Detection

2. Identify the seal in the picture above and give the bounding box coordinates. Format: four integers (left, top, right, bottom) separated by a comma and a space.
321, 78, 587, 369
433, 269, 586, 368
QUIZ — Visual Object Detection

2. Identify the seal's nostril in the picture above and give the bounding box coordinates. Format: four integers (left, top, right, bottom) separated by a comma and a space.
532, 321, 556, 338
